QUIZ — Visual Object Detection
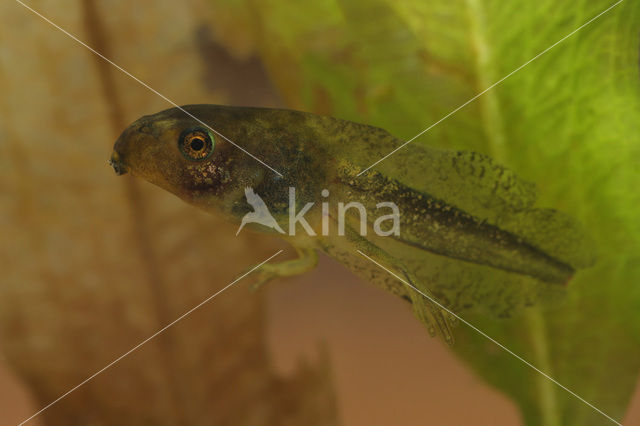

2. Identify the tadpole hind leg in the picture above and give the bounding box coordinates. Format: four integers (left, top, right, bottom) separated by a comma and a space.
400, 269, 456, 346
249, 246, 318, 292
337, 223, 457, 345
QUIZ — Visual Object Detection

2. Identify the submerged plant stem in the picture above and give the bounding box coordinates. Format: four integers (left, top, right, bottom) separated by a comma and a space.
526, 308, 561, 426
465, 0, 507, 161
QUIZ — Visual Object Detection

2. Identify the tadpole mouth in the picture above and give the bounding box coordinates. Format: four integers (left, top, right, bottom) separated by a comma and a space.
109, 151, 128, 175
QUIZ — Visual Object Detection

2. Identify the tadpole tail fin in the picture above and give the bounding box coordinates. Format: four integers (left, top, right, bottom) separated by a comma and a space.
344, 165, 593, 285
497, 208, 597, 275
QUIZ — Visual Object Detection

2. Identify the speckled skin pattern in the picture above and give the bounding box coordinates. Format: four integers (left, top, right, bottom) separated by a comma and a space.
111, 104, 595, 340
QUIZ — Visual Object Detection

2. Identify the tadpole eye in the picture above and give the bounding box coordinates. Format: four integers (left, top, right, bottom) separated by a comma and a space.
178, 128, 214, 161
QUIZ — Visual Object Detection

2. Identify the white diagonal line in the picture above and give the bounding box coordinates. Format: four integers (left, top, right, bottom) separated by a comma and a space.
18, 250, 283, 426
356, 250, 622, 426
15, 0, 284, 177
357, 0, 625, 176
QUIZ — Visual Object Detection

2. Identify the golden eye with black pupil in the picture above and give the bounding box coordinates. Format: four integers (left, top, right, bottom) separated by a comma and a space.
178, 128, 214, 161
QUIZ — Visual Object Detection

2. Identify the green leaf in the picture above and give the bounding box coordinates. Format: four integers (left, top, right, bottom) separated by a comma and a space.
209, 0, 640, 424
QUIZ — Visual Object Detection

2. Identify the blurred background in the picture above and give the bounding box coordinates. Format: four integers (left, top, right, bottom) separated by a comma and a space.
1, 1, 640, 425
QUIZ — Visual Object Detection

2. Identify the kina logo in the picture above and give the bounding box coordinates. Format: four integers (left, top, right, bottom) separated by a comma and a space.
236, 187, 286, 236
235, 187, 400, 237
